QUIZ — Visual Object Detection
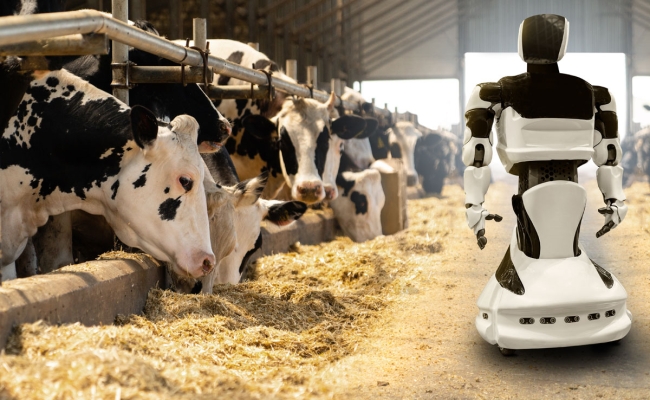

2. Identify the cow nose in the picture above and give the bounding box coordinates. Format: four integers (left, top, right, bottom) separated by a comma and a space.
219, 120, 232, 137
324, 186, 338, 201
407, 174, 418, 186
296, 182, 324, 203
200, 253, 216, 275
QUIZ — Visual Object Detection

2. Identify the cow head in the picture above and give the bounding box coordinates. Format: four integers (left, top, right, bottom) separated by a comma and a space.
274, 92, 365, 204
330, 169, 385, 242
388, 121, 422, 186
108, 107, 216, 278
214, 175, 307, 285
414, 132, 455, 194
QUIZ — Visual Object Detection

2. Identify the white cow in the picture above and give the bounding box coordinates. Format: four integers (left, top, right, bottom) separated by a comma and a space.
1, 68, 217, 280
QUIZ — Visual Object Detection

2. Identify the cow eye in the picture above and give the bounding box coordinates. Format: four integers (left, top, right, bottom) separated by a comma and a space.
179, 176, 193, 191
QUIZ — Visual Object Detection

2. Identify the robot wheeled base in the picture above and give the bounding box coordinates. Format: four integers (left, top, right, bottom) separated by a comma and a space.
476, 227, 632, 354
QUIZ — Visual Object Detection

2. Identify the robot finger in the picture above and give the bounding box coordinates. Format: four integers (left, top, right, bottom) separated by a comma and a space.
598, 207, 614, 215
486, 214, 503, 222
476, 229, 487, 250
596, 221, 616, 238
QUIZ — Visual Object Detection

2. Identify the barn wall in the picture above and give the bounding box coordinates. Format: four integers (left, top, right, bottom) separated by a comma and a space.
461, 0, 630, 54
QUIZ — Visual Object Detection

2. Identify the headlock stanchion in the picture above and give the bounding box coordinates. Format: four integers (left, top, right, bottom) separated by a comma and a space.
0, 10, 391, 116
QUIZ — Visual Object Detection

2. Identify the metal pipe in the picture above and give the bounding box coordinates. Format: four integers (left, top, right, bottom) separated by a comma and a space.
207, 85, 271, 100
193, 18, 207, 50
286, 59, 298, 80
0, 10, 389, 116
307, 65, 318, 89
129, 66, 213, 84
111, 0, 129, 104
0, 33, 108, 56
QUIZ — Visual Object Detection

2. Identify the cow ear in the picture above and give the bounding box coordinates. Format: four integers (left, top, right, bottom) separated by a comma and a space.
331, 115, 367, 139
264, 200, 307, 227
130, 105, 158, 149
232, 171, 268, 206
354, 117, 378, 139
243, 115, 278, 141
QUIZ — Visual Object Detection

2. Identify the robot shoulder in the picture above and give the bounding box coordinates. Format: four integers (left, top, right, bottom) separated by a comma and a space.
593, 85, 616, 111
466, 82, 501, 111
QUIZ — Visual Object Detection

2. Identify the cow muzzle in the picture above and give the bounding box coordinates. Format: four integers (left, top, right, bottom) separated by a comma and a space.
295, 181, 325, 204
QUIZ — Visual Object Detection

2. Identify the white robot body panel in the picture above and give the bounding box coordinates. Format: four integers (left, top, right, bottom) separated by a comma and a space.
476, 227, 632, 350
522, 181, 586, 258
495, 108, 595, 173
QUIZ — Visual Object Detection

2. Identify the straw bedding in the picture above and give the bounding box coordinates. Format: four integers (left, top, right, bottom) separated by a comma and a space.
0, 186, 464, 400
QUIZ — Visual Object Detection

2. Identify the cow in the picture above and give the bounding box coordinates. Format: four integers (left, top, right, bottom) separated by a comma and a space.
413, 126, 458, 194
16, 18, 235, 275
386, 121, 422, 186
329, 152, 385, 242
168, 147, 307, 292
1, 63, 218, 281
199, 39, 366, 203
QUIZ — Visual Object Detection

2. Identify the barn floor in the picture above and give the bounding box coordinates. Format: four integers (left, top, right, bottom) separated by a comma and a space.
1, 181, 650, 399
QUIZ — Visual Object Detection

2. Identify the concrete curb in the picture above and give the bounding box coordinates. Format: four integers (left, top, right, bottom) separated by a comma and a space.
0, 209, 336, 348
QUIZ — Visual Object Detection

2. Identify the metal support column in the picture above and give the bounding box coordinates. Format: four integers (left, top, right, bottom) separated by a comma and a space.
111, 0, 129, 104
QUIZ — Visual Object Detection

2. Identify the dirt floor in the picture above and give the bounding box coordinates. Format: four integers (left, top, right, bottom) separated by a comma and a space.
1, 180, 649, 399
328, 180, 650, 400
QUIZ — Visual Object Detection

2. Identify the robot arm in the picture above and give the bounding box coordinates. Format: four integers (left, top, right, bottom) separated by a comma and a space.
593, 87, 627, 237
463, 84, 503, 249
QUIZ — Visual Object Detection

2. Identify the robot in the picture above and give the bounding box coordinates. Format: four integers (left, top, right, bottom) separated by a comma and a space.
463, 14, 632, 355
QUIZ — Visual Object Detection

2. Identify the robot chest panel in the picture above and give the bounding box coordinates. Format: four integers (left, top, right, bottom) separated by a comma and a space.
499, 72, 594, 120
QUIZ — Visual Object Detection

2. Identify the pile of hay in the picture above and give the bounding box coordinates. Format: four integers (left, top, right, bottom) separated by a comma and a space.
0, 187, 465, 399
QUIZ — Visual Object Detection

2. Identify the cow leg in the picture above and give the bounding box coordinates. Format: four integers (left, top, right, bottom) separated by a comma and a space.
15, 237, 38, 277
33, 213, 74, 273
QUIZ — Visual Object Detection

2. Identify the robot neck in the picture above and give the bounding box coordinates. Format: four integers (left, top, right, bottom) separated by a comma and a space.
527, 63, 559, 74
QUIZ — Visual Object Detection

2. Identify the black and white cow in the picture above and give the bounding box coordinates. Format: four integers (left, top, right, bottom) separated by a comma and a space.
200, 39, 366, 203
17, 18, 235, 274
169, 147, 307, 292
329, 152, 385, 242
1, 63, 218, 280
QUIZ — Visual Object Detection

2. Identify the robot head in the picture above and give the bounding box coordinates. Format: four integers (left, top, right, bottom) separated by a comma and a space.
518, 14, 569, 64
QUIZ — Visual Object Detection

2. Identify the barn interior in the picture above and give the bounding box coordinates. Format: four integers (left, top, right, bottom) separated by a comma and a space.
2, 1, 650, 399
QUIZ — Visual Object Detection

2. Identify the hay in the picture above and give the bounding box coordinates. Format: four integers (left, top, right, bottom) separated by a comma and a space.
0, 186, 465, 400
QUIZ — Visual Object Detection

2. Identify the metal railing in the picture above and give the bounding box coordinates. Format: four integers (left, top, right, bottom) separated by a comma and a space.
0, 8, 393, 117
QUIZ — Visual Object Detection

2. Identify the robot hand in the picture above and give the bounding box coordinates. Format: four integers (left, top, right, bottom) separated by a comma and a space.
466, 204, 503, 250
596, 199, 628, 238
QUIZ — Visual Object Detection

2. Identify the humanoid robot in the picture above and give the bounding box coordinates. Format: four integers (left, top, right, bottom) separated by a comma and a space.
463, 14, 632, 355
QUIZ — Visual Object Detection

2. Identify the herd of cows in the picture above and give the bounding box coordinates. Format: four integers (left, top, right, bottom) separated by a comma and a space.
0, 2, 460, 293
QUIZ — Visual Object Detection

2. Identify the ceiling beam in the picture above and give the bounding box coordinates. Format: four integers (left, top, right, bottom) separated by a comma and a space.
363, 16, 457, 72
361, 0, 452, 55
291, 0, 361, 36
362, 3, 455, 59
